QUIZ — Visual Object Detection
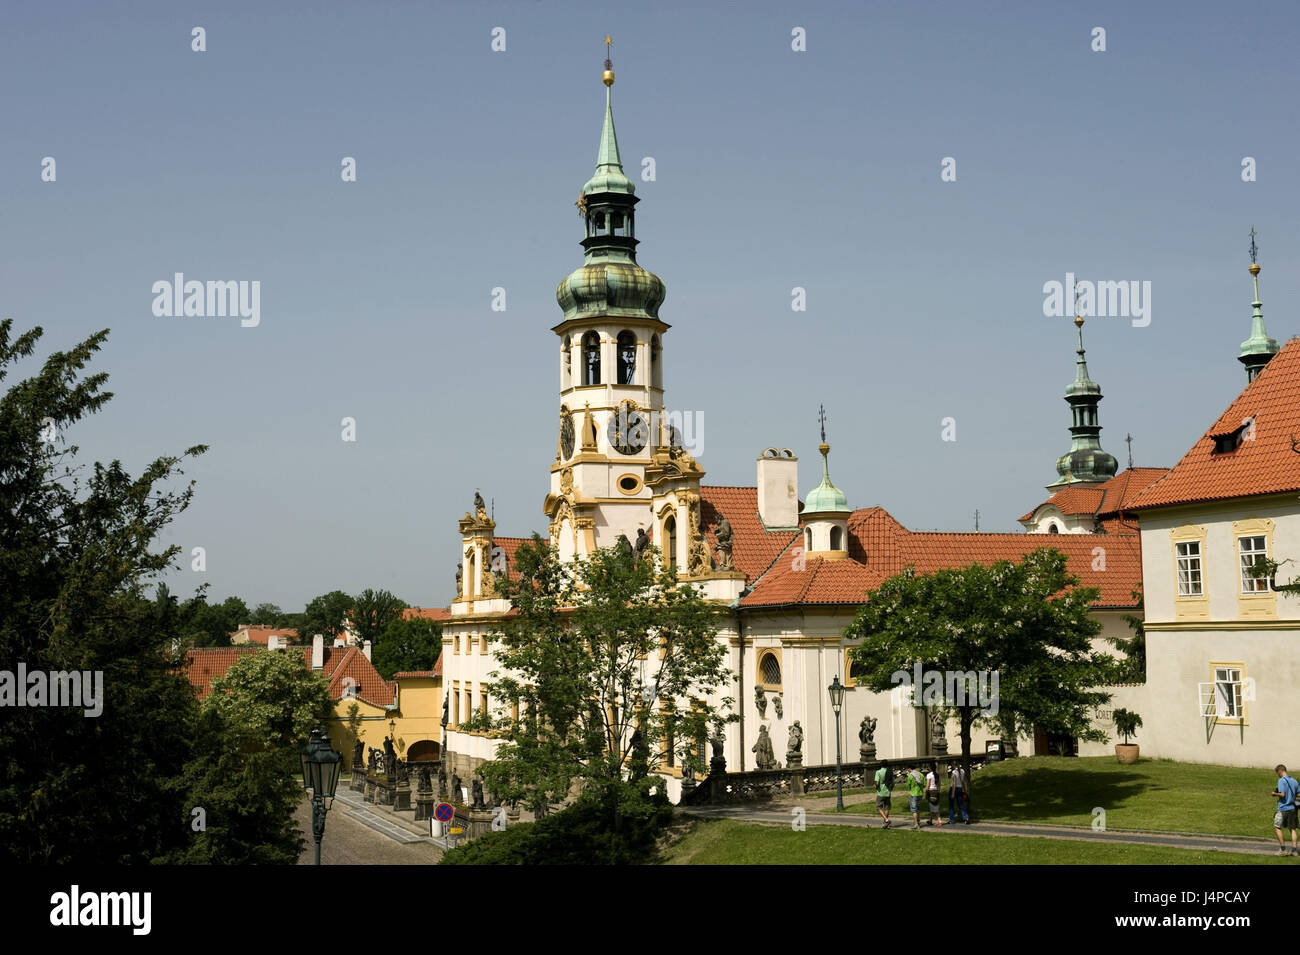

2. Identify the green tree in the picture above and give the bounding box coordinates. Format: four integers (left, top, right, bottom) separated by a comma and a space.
371, 615, 442, 680
0, 321, 205, 864
178, 591, 249, 647
249, 602, 286, 626
1105, 589, 1146, 684
466, 536, 732, 840
351, 588, 407, 648
169, 648, 333, 864
299, 590, 353, 644
844, 548, 1114, 794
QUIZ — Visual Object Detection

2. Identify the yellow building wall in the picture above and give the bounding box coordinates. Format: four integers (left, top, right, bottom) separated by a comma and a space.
324, 677, 443, 773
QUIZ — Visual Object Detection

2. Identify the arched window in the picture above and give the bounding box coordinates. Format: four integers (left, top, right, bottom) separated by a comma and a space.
830, 526, 844, 550
650, 335, 661, 389
664, 515, 677, 570
1048, 523, 1060, 534
562, 335, 572, 388
617, 331, 637, 385
583, 332, 601, 385
759, 652, 782, 688
805, 528, 813, 551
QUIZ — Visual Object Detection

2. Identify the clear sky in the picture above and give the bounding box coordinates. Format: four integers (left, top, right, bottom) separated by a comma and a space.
3, 0, 1297, 611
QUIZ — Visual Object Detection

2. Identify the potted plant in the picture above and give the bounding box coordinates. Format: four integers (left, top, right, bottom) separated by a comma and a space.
1113, 708, 1142, 764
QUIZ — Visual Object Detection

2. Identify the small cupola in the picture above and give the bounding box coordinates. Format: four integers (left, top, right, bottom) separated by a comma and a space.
802, 406, 850, 558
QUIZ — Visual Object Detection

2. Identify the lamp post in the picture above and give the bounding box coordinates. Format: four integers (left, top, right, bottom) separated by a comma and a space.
828, 675, 845, 811
300, 724, 342, 866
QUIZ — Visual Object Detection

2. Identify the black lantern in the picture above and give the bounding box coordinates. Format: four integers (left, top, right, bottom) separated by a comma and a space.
828, 675, 845, 810
300, 725, 342, 865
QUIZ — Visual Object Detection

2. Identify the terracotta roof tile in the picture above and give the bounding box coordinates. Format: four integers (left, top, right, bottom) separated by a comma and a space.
699, 486, 800, 582
1018, 468, 1169, 522
184, 648, 262, 700
404, 607, 451, 622
1130, 339, 1300, 510
230, 626, 299, 645
741, 508, 1142, 609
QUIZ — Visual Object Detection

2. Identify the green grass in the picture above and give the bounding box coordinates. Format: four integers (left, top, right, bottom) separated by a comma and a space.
841, 756, 1277, 837
661, 819, 1283, 865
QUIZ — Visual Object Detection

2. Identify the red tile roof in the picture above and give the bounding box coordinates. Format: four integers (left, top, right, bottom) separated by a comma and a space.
300, 645, 396, 708
182, 645, 396, 708
1018, 468, 1169, 522
699, 486, 801, 582
740, 508, 1142, 610
404, 607, 451, 622
185, 648, 262, 700
1130, 339, 1300, 510
230, 626, 299, 645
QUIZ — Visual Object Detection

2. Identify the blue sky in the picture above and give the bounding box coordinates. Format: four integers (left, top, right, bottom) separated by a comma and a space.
3, 0, 1297, 610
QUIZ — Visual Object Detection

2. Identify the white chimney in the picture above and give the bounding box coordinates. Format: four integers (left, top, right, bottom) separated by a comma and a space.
267, 635, 282, 651
333, 636, 347, 648
756, 448, 799, 528
312, 634, 324, 670
362, 640, 372, 661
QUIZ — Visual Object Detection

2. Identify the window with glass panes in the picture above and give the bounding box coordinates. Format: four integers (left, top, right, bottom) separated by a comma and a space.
1239, 535, 1268, 593
1176, 541, 1203, 596
1214, 666, 1243, 719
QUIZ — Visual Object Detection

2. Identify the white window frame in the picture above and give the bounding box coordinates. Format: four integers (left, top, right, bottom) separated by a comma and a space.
1238, 535, 1269, 594
1214, 666, 1243, 720
1176, 540, 1203, 596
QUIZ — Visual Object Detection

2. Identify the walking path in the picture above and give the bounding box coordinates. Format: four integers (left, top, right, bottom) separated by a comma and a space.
681, 796, 1280, 856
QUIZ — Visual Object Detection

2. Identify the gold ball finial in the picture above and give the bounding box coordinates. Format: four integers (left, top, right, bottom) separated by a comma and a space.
603, 35, 614, 86
1250, 263, 1261, 276
603, 68, 615, 86
1074, 315, 1084, 328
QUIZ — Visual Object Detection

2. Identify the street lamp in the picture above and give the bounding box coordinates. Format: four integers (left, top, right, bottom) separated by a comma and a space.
828, 675, 845, 811
300, 724, 342, 866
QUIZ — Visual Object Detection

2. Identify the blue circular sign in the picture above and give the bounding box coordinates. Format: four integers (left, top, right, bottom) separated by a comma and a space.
434, 802, 454, 822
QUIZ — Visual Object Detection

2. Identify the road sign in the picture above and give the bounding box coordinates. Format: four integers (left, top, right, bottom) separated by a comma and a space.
434, 802, 454, 822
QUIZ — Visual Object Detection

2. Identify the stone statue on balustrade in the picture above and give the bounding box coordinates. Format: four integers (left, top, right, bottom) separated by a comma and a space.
928, 708, 948, 756
786, 720, 804, 768
752, 724, 779, 770
859, 715, 877, 761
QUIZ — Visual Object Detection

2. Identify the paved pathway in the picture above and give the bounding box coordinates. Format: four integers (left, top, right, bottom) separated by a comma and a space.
294, 792, 444, 865
681, 798, 1280, 857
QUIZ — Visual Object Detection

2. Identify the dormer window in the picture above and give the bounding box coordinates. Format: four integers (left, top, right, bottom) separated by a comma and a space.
1211, 419, 1253, 454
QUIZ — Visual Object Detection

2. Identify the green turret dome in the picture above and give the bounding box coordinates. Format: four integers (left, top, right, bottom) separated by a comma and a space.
804, 442, 849, 514
555, 63, 665, 325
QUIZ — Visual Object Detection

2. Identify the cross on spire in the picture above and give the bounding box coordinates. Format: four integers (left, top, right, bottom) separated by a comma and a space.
604, 35, 613, 70
1249, 225, 1259, 265
818, 404, 827, 444
1125, 433, 1133, 470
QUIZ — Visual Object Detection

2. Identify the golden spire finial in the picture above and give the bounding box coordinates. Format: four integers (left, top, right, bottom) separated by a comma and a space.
603, 35, 615, 86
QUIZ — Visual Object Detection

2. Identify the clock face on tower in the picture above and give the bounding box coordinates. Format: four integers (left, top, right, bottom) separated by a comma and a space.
607, 401, 649, 455
560, 410, 575, 459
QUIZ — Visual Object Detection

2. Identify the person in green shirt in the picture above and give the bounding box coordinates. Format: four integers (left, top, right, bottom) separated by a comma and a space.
874, 760, 894, 828
906, 766, 926, 830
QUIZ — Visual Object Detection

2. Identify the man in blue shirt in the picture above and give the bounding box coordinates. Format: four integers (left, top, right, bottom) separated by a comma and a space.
1271, 764, 1299, 856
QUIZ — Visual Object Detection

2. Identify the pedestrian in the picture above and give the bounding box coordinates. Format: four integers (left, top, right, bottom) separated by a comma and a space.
874, 759, 894, 829
906, 765, 926, 830
949, 762, 970, 824
925, 761, 945, 827
1271, 764, 1299, 856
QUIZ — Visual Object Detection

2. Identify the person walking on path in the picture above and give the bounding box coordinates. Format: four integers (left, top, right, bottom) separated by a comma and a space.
948, 762, 970, 824
906, 766, 926, 830
925, 761, 945, 827
874, 760, 894, 829
1272, 764, 1299, 856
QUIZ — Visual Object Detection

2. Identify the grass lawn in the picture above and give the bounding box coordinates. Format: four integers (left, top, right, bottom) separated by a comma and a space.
662, 818, 1284, 865
842, 756, 1275, 837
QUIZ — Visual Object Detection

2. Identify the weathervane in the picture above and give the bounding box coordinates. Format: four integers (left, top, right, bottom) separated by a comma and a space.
1125, 433, 1134, 470
818, 404, 827, 444
1249, 225, 1259, 265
